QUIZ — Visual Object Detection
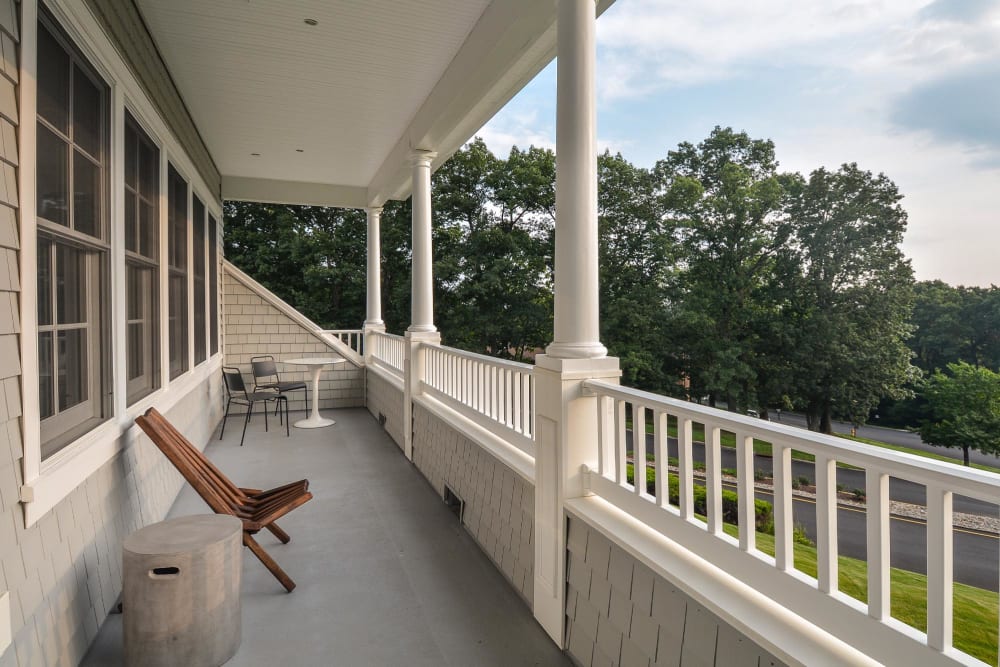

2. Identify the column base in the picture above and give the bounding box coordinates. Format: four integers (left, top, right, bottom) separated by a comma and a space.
406, 323, 438, 334
544, 341, 608, 359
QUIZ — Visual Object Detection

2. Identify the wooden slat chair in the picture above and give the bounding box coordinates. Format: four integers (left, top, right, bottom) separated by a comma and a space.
135, 407, 313, 592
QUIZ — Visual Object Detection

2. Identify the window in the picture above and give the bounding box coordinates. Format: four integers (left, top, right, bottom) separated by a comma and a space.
167, 165, 188, 379
192, 196, 206, 365
209, 215, 219, 356
124, 112, 160, 403
36, 15, 111, 457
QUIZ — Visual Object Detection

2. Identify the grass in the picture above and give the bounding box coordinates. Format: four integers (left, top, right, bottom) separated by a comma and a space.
726, 523, 999, 664
836, 433, 1000, 475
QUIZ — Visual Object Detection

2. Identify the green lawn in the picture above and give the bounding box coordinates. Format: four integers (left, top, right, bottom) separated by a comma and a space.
731, 524, 998, 664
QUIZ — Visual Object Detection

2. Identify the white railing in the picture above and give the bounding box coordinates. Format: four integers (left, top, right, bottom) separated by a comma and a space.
420, 345, 534, 456
369, 331, 405, 376
322, 329, 364, 357
582, 378, 1000, 666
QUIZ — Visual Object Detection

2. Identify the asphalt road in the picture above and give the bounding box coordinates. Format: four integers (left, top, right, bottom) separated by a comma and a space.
625, 433, 1000, 590
776, 412, 1000, 469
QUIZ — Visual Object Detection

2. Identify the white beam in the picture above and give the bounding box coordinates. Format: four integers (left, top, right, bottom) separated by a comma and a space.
222, 176, 369, 209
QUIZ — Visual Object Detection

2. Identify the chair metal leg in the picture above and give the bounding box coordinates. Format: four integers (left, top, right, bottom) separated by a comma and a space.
240, 402, 252, 447
220, 399, 231, 440
284, 399, 290, 437
264, 399, 269, 432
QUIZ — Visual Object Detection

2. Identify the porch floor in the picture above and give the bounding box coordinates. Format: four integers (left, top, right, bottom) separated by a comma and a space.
82, 407, 567, 666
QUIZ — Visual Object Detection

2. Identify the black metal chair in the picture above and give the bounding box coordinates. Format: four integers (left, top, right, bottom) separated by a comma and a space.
251, 355, 308, 415
221, 366, 289, 446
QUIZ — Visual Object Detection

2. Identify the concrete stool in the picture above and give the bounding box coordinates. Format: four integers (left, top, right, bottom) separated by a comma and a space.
123, 514, 243, 667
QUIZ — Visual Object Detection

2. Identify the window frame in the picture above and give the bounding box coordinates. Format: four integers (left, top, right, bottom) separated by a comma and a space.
34, 9, 112, 458
19, 0, 226, 527
123, 110, 160, 405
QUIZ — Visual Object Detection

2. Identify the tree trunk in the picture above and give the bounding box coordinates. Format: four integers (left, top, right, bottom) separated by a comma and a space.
820, 403, 833, 434
805, 401, 820, 431
964, 444, 970, 467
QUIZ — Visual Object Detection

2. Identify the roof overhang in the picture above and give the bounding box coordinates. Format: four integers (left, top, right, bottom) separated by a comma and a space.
132, 0, 615, 209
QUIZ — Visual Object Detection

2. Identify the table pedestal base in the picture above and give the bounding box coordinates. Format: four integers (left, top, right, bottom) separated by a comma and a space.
294, 415, 335, 429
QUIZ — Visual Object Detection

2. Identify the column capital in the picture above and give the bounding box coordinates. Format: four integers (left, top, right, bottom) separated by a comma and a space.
365, 205, 383, 216
409, 149, 438, 167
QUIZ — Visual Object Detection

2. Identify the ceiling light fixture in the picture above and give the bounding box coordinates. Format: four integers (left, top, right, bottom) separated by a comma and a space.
296, 149, 304, 153
303, 18, 318, 26
251, 152, 261, 156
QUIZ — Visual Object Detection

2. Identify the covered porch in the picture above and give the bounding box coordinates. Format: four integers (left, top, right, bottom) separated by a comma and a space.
81, 407, 567, 666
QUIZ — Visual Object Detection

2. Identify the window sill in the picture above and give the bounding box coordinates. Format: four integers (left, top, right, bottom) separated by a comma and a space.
21, 355, 222, 526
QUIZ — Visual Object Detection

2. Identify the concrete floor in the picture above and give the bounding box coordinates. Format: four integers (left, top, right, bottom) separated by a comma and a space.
82, 407, 569, 666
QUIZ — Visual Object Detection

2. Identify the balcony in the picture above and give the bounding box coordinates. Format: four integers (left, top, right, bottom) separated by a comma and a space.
81, 407, 567, 667
77, 267, 1000, 666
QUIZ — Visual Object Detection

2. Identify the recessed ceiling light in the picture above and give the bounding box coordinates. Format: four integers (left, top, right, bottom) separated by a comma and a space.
303, 18, 318, 26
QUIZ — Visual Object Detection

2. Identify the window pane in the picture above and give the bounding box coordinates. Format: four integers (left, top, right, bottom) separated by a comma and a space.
37, 124, 68, 226
38, 331, 54, 419
56, 243, 87, 325
127, 322, 143, 381
57, 328, 88, 411
73, 151, 101, 238
140, 202, 157, 259
37, 25, 69, 132
73, 66, 102, 158
168, 167, 187, 270
193, 198, 206, 365
124, 120, 138, 190
169, 273, 188, 379
37, 238, 52, 326
139, 141, 158, 200
124, 192, 137, 253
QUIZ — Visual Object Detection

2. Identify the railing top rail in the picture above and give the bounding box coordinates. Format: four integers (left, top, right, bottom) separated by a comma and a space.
320, 329, 363, 334
423, 343, 534, 372
371, 331, 406, 342
584, 378, 1000, 501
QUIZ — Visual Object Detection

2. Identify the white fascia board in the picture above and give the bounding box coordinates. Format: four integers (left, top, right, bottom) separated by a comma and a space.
222, 176, 369, 209
366, 0, 616, 206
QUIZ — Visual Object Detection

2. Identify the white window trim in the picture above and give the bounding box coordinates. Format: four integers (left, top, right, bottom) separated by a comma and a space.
19, 0, 225, 527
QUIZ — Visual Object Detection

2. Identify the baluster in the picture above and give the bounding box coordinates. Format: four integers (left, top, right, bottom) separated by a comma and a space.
524, 374, 532, 438
926, 484, 953, 651
772, 443, 792, 570
706, 426, 723, 535
678, 417, 694, 519
634, 405, 647, 497
866, 470, 890, 620
513, 371, 522, 434
653, 410, 666, 506
815, 454, 838, 593
615, 399, 627, 486
735, 432, 756, 552
490, 366, 498, 419
597, 395, 612, 477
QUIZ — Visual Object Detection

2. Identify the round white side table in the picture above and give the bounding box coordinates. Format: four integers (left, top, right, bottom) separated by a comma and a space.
283, 357, 346, 428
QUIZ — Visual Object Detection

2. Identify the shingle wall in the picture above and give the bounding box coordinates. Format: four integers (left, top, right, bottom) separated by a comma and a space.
1, 375, 223, 667
222, 269, 364, 412
564, 515, 787, 667
364, 369, 404, 449
411, 403, 534, 607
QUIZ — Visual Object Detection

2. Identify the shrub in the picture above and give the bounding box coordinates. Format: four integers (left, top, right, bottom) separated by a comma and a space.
852, 488, 867, 502
791, 479, 801, 490
792, 523, 815, 547
754, 469, 768, 481
796, 475, 811, 486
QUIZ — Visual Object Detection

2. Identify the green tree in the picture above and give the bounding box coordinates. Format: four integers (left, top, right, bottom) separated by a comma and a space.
656, 127, 794, 412
784, 164, 915, 432
597, 151, 678, 393
920, 362, 1000, 466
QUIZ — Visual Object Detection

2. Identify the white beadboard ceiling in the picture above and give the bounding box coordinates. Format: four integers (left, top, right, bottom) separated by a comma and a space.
135, 0, 617, 207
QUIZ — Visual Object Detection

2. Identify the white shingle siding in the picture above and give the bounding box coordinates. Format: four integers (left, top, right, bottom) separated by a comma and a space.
221, 271, 364, 411
411, 403, 535, 606
365, 370, 405, 449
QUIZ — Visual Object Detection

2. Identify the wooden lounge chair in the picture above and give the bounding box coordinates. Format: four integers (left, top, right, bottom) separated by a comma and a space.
134, 407, 313, 592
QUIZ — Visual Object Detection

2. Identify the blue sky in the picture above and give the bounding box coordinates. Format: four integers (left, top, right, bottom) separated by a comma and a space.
479, 0, 1000, 287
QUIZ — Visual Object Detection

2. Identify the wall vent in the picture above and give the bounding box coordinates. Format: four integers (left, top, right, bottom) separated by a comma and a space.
378, 412, 387, 428
443, 485, 464, 521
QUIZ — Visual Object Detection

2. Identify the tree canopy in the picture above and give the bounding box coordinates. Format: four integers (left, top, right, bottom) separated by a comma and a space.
919, 362, 1000, 465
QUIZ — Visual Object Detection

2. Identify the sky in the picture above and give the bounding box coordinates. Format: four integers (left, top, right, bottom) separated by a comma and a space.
478, 0, 1000, 287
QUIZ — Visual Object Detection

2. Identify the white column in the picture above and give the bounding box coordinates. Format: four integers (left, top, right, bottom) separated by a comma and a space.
408, 150, 437, 333
533, 0, 619, 647
363, 206, 384, 330
545, 0, 606, 360
403, 151, 440, 460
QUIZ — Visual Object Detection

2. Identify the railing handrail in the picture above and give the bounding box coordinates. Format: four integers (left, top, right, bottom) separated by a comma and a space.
320, 329, 363, 334
421, 343, 534, 371
584, 378, 1000, 503
372, 331, 406, 343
